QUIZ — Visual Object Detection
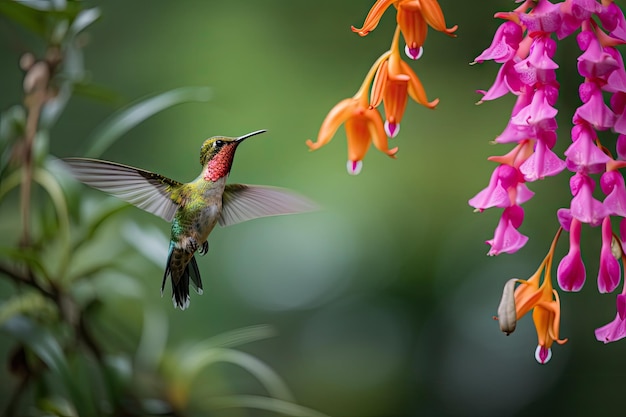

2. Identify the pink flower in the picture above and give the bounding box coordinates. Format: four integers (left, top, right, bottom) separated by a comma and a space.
610, 92, 626, 134
510, 86, 559, 132
519, 139, 566, 181
569, 172, 608, 225
564, 124, 611, 173
486, 205, 529, 255
513, 35, 558, 85
598, 216, 621, 293
473, 21, 524, 64
518, 0, 563, 35
576, 28, 619, 79
617, 134, 626, 159
601, 170, 626, 217
468, 165, 517, 211
496, 85, 560, 146
595, 294, 626, 343
478, 60, 525, 101
598, 2, 626, 41
557, 218, 586, 291
573, 81, 616, 130
605, 48, 626, 93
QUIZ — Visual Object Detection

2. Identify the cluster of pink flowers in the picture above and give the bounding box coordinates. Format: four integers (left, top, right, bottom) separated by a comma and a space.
469, 0, 626, 362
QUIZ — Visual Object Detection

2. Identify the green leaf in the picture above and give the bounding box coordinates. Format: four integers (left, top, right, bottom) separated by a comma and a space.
0, 247, 52, 282
0, 1, 81, 38
0, 1, 50, 37
83, 86, 212, 158
2, 316, 97, 416
205, 395, 332, 417
71, 82, 125, 105
176, 347, 294, 403
193, 324, 276, 350
68, 7, 100, 37
0, 293, 58, 327
73, 201, 129, 252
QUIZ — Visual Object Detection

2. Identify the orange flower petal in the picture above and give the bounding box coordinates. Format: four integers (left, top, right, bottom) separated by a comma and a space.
418, 0, 458, 36
514, 280, 543, 319
370, 59, 389, 108
351, 0, 396, 36
396, 2, 429, 50
345, 116, 372, 162
365, 108, 398, 158
384, 74, 411, 124
399, 60, 439, 108
306, 98, 357, 151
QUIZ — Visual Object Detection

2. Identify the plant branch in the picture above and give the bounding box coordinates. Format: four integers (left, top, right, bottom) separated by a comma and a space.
0, 262, 56, 300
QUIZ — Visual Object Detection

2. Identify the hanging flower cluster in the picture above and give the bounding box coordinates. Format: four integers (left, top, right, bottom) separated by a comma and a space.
470, 0, 626, 363
306, 0, 457, 174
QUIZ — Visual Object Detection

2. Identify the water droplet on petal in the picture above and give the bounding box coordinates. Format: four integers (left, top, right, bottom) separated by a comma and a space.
384, 121, 400, 138
405, 45, 423, 60
347, 160, 363, 175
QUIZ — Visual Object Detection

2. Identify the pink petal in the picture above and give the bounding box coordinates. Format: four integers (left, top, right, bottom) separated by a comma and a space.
601, 171, 626, 217
557, 218, 587, 292
469, 165, 516, 210
519, 140, 566, 181
573, 82, 617, 130
474, 21, 523, 64
598, 216, 621, 293
564, 124, 611, 173
486, 205, 529, 255
570, 173, 609, 225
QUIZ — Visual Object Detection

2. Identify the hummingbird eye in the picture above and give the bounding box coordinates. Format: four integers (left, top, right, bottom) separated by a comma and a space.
214, 140, 224, 148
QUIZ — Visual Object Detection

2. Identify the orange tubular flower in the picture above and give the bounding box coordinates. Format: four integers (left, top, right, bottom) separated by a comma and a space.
306, 52, 398, 175
496, 228, 568, 364
352, 0, 457, 60
370, 26, 439, 137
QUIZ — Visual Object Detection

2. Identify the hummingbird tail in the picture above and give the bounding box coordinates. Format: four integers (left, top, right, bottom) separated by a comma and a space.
162, 245, 204, 310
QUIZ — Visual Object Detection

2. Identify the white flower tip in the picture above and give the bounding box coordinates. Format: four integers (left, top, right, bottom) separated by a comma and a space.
535, 345, 552, 364
384, 120, 400, 138
347, 160, 363, 175
405, 45, 424, 60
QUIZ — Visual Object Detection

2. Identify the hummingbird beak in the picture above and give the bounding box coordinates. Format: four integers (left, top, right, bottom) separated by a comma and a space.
236, 129, 267, 143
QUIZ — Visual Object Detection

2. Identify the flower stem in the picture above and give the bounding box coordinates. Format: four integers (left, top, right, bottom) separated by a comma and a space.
354, 50, 392, 100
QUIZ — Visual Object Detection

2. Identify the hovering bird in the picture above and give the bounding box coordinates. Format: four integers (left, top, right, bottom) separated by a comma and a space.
63, 130, 316, 309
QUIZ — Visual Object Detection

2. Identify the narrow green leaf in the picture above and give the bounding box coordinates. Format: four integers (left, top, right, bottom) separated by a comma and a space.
2, 316, 97, 416
68, 7, 100, 37
0, 247, 52, 282
83, 87, 212, 158
0, 1, 80, 37
71, 82, 125, 105
179, 347, 294, 402
0, 1, 49, 36
193, 324, 276, 350
74, 202, 129, 251
205, 395, 332, 417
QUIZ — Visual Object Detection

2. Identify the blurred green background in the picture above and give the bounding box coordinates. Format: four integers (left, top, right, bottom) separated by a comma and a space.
1, 1, 624, 416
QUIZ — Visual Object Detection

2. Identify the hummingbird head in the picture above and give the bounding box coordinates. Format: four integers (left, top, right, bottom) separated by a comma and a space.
200, 129, 266, 182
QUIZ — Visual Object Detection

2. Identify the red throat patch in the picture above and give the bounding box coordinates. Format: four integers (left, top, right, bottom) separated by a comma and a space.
204, 145, 237, 182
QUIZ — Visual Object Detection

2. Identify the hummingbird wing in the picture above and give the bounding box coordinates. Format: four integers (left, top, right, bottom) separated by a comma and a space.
219, 184, 318, 227
62, 157, 183, 222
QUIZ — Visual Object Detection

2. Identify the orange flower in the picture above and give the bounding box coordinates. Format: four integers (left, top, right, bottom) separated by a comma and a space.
306, 53, 398, 174
496, 228, 568, 363
370, 26, 439, 137
352, 0, 457, 60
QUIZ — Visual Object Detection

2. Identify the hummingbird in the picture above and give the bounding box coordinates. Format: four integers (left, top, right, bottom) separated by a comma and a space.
62, 130, 316, 310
